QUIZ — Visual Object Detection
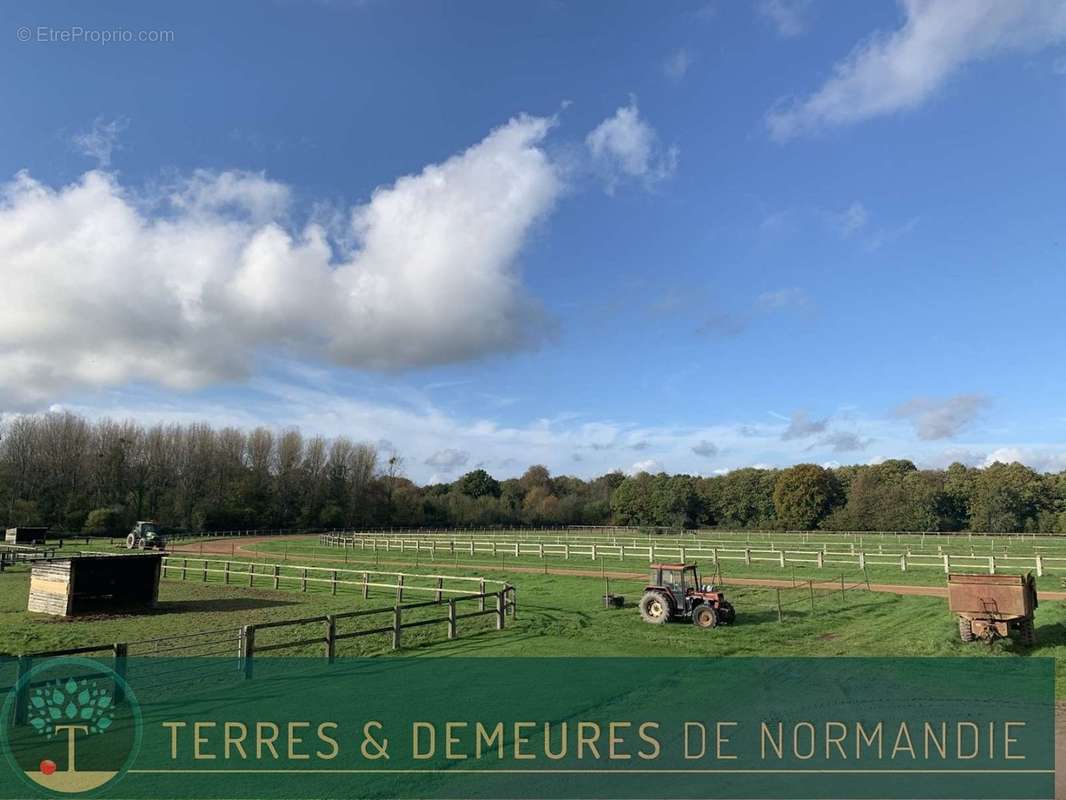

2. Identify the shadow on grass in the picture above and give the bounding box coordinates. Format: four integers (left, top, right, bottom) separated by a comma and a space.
154, 597, 302, 614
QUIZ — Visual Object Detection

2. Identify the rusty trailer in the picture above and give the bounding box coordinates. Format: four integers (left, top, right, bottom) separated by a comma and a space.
947, 572, 1037, 645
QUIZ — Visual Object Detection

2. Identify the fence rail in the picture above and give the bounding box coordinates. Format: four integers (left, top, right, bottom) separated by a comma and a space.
319, 533, 1064, 576
238, 585, 515, 677
160, 556, 506, 600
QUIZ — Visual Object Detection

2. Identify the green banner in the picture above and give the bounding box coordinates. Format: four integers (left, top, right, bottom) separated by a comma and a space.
0, 657, 1054, 799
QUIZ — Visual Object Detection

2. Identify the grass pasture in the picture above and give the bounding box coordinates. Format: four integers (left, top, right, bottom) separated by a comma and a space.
4, 534, 1066, 693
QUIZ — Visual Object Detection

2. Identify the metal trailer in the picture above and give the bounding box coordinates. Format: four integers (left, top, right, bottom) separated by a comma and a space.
947, 572, 1038, 645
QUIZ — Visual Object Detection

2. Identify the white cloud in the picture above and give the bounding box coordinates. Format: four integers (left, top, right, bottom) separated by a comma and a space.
0, 114, 561, 406
894, 394, 988, 440
72, 116, 129, 167
768, 0, 1066, 139
627, 459, 661, 475
757, 0, 812, 38
834, 202, 869, 236
663, 48, 695, 81
586, 99, 678, 191
982, 447, 1066, 473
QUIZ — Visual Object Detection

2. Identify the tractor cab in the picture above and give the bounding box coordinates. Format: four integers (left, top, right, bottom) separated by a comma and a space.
640, 563, 736, 629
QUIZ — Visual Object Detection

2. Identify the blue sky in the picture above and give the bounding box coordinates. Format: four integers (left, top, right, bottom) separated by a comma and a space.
2, 0, 1066, 482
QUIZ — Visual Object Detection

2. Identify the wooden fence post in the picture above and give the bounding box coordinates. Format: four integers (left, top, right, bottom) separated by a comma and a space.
248, 563, 255, 587
273, 565, 280, 590
392, 607, 402, 650
224, 561, 230, 585
808, 580, 815, 611
943, 554, 949, 574
435, 577, 443, 603
988, 555, 996, 575
496, 591, 505, 630
241, 626, 256, 680
776, 588, 782, 622
202, 560, 208, 582
182, 558, 188, 580
479, 579, 486, 611
362, 572, 369, 599
448, 599, 457, 640
840, 574, 846, 604
1036, 555, 1043, 577
331, 569, 337, 595
396, 574, 405, 602
302, 568, 308, 593
326, 616, 336, 662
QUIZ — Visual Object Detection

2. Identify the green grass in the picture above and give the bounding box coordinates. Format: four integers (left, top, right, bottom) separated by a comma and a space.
236, 536, 1066, 592
5, 553, 1066, 695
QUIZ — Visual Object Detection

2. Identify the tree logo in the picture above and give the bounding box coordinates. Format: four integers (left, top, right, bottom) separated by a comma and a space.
2, 657, 141, 795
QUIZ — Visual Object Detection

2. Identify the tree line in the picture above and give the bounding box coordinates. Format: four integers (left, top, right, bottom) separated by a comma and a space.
1, 412, 1064, 534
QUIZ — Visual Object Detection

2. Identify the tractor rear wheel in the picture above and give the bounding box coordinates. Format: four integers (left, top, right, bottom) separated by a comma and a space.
1017, 618, 1036, 647
958, 617, 974, 643
718, 601, 736, 625
639, 591, 671, 625
692, 605, 718, 629
125, 534, 136, 550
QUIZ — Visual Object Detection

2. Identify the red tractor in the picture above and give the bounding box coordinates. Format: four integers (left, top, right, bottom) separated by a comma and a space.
639, 563, 736, 629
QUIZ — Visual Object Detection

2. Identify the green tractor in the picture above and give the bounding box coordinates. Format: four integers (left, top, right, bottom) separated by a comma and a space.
126, 521, 166, 550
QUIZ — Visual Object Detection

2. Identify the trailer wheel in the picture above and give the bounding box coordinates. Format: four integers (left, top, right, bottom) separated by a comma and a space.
958, 617, 974, 643
639, 591, 671, 624
692, 605, 718, 629
1017, 618, 1036, 647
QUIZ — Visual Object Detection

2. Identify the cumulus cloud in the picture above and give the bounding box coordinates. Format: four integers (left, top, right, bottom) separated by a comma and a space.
780, 410, 828, 440
663, 48, 695, 81
982, 447, 1066, 473
0, 114, 561, 405
894, 394, 988, 440
586, 99, 678, 191
692, 440, 719, 458
627, 459, 661, 475
424, 448, 470, 471
72, 116, 129, 167
768, 0, 1066, 139
757, 0, 812, 38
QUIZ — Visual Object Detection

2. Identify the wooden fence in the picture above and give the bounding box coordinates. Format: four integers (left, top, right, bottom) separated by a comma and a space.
160, 556, 506, 601
239, 585, 515, 677
320, 533, 1066, 576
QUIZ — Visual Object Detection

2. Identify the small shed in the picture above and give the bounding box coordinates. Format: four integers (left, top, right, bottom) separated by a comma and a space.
5, 527, 48, 545
28, 554, 162, 616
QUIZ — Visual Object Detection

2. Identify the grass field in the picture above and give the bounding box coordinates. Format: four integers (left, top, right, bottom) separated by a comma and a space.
5, 541, 1066, 693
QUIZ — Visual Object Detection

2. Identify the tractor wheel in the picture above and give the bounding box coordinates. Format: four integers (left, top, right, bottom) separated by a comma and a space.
1017, 618, 1036, 647
125, 534, 136, 550
639, 591, 671, 625
958, 617, 975, 643
692, 605, 718, 629
137, 538, 146, 550
718, 601, 736, 625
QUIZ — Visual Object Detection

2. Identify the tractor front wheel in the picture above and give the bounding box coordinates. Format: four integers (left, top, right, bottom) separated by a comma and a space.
639, 591, 671, 625
692, 605, 718, 629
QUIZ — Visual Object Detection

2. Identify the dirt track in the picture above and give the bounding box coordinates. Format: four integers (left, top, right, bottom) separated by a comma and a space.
169, 535, 1066, 601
